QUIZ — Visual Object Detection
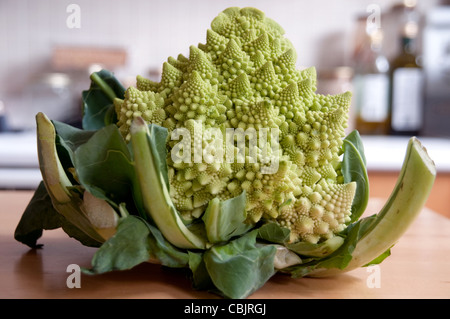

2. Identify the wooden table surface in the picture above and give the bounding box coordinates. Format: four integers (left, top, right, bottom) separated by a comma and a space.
1, 190, 449, 299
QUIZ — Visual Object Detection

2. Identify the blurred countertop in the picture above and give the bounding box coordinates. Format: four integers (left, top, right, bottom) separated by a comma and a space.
0, 130, 449, 190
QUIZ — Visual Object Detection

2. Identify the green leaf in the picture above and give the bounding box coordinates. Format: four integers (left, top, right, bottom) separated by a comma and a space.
84, 213, 189, 275
203, 230, 277, 299
51, 120, 96, 186
344, 130, 367, 165
188, 252, 214, 290
257, 222, 290, 244
145, 219, 190, 268
364, 247, 392, 266
14, 182, 65, 248
202, 191, 252, 244
73, 124, 144, 216
146, 124, 170, 192
53, 120, 96, 164
81, 69, 125, 130
342, 130, 369, 223
286, 236, 344, 258
83, 215, 152, 274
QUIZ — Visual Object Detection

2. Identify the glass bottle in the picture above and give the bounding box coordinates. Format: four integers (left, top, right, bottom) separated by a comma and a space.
353, 26, 390, 135
388, 3, 424, 136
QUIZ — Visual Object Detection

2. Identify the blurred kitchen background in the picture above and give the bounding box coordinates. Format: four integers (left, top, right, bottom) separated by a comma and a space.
1, 0, 450, 196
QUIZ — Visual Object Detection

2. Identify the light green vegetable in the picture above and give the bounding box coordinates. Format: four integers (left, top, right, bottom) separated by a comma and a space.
14, 7, 436, 299
114, 7, 357, 245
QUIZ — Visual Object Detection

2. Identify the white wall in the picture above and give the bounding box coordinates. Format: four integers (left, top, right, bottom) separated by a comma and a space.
0, 0, 439, 128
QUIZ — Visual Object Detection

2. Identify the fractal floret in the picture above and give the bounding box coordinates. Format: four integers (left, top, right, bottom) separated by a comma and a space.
114, 7, 354, 244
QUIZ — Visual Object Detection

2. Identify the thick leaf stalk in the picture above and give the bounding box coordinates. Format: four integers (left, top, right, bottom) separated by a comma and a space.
129, 117, 207, 249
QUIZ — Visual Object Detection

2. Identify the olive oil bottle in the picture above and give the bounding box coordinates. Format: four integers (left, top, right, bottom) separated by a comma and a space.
353, 27, 390, 135
388, 4, 424, 136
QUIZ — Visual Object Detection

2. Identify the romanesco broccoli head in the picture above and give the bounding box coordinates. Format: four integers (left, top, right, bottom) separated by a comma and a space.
114, 7, 355, 244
